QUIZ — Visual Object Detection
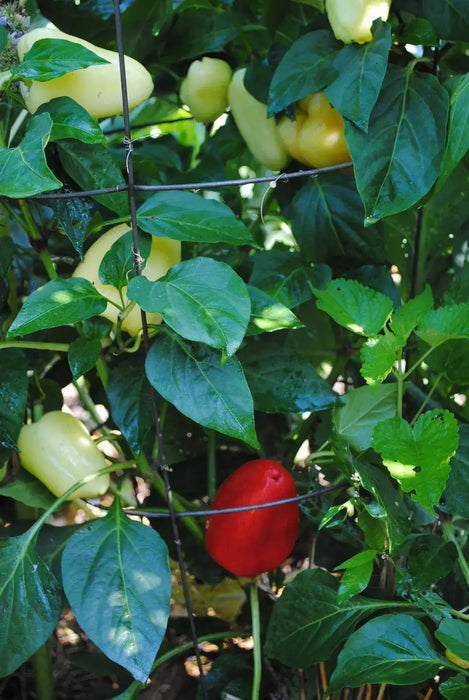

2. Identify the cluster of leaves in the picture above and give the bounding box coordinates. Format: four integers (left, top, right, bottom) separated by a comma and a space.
0, 0, 468, 698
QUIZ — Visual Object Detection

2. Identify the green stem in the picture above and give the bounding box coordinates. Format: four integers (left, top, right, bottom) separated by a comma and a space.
207, 430, 217, 500
442, 521, 469, 589
18, 200, 58, 280
397, 361, 404, 420
0, 341, 69, 351
250, 582, 262, 700
403, 343, 442, 380
410, 373, 442, 426
31, 639, 55, 700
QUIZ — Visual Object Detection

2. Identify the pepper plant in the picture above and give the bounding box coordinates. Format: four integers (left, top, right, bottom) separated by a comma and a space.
0, 0, 468, 698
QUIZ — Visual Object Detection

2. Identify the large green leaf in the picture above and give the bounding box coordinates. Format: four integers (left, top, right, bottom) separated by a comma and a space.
246, 286, 303, 335
145, 334, 259, 448
13, 38, 109, 81
335, 550, 377, 603
346, 65, 449, 224
0, 531, 62, 678
360, 331, 403, 387
62, 499, 171, 683
422, 0, 469, 40
7, 278, 107, 337
372, 410, 459, 513
99, 231, 151, 291
416, 304, 469, 347
155, 7, 237, 62
128, 257, 251, 357
264, 568, 389, 667
333, 383, 397, 452
137, 191, 254, 245
240, 338, 337, 413
438, 75, 469, 187
267, 30, 340, 116
436, 619, 469, 661
38, 97, 106, 144
0, 349, 27, 463
445, 424, 469, 518
328, 614, 444, 691
0, 113, 62, 198
313, 278, 393, 336
440, 675, 469, 700
0, 470, 56, 510
326, 21, 391, 131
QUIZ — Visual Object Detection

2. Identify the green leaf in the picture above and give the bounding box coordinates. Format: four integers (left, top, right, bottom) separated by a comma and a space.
99, 230, 151, 291
346, 65, 449, 224
107, 354, 155, 456
334, 383, 397, 452
416, 304, 469, 347
128, 258, 251, 357
62, 499, 171, 683
240, 337, 337, 413
372, 410, 459, 513
43, 194, 95, 257
155, 7, 237, 62
145, 335, 259, 448
328, 614, 443, 691
407, 535, 458, 586
436, 619, 469, 661
0, 112, 62, 197
326, 21, 392, 131
313, 278, 393, 336
0, 532, 62, 678
440, 674, 469, 700
38, 97, 106, 144
267, 30, 340, 116
290, 175, 383, 265
68, 337, 101, 379
0, 349, 27, 463
421, 0, 469, 41
264, 568, 388, 667
335, 550, 377, 603
0, 470, 56, 510
390, 286, 434, 341
360, 332, 403, 386
438, 75, 469, 187
13, 38, 109, 81
356, 461, 411, 550
8, 278, 107, 337
445, 424, 469, 518
57, 140, 128, 216
136, 191, 255, 245
249, 250, 331, 308
246, 285, 303, 335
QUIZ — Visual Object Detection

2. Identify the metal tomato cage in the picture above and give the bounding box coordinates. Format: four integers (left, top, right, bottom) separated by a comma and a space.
28, 1, 351, 696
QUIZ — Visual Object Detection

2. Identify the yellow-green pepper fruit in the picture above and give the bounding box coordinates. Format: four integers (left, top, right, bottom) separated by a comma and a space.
18, 411, 109, 499
16, 27, 153, 118
72, 223, 181, 336
278, 92, 350, 168
325, 0, 392, 44
228, 68, 290, 171
180, 57, 232, 122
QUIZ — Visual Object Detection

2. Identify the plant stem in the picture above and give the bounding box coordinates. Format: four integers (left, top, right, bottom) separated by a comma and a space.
396, 354, 404, 419
411, 373, 442, 426
0, 341, 69, 352
207, 430, 216, 500
31, 639, 55, 700
18, 200, 58, 280
250, 582, 262, 700
442, 521, 469, 589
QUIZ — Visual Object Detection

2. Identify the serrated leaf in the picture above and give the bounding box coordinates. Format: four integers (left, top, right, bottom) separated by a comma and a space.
68, 337, 101, 379
360, 332, 403, 386
128, 257, 250, 357
240, 337, 337, 413
334, 383, 397, 452
445, 424, 469, 518
313, 278, 393, 336
13, 38, 109, 81
99, 231, 151, 291
267, 30, 340, 116
0, 349, 27, 463
62, 499, 171, 683
107, 355, 156, 456
326, 20, 391, 131
38, 97, 106, 144
246, 285, 303, 335
57, 140, 127, 216
328, 614, 443, 691
290, 175, 383, 265
346, 65, 449, 224
264, 568, 388, 667
0, 112, 62, 198
249, 250, 331, 308
8, 278, 107, 337
137, 191, 254, 245
436, 619, 469, 661
335, 550, 377, 603
438, 75, 469, 187
372, 410, 459, 513
416, 303, 469, 347
145, 335, 259, 448
0, 532, 62, 677
391, 286, 434, 341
